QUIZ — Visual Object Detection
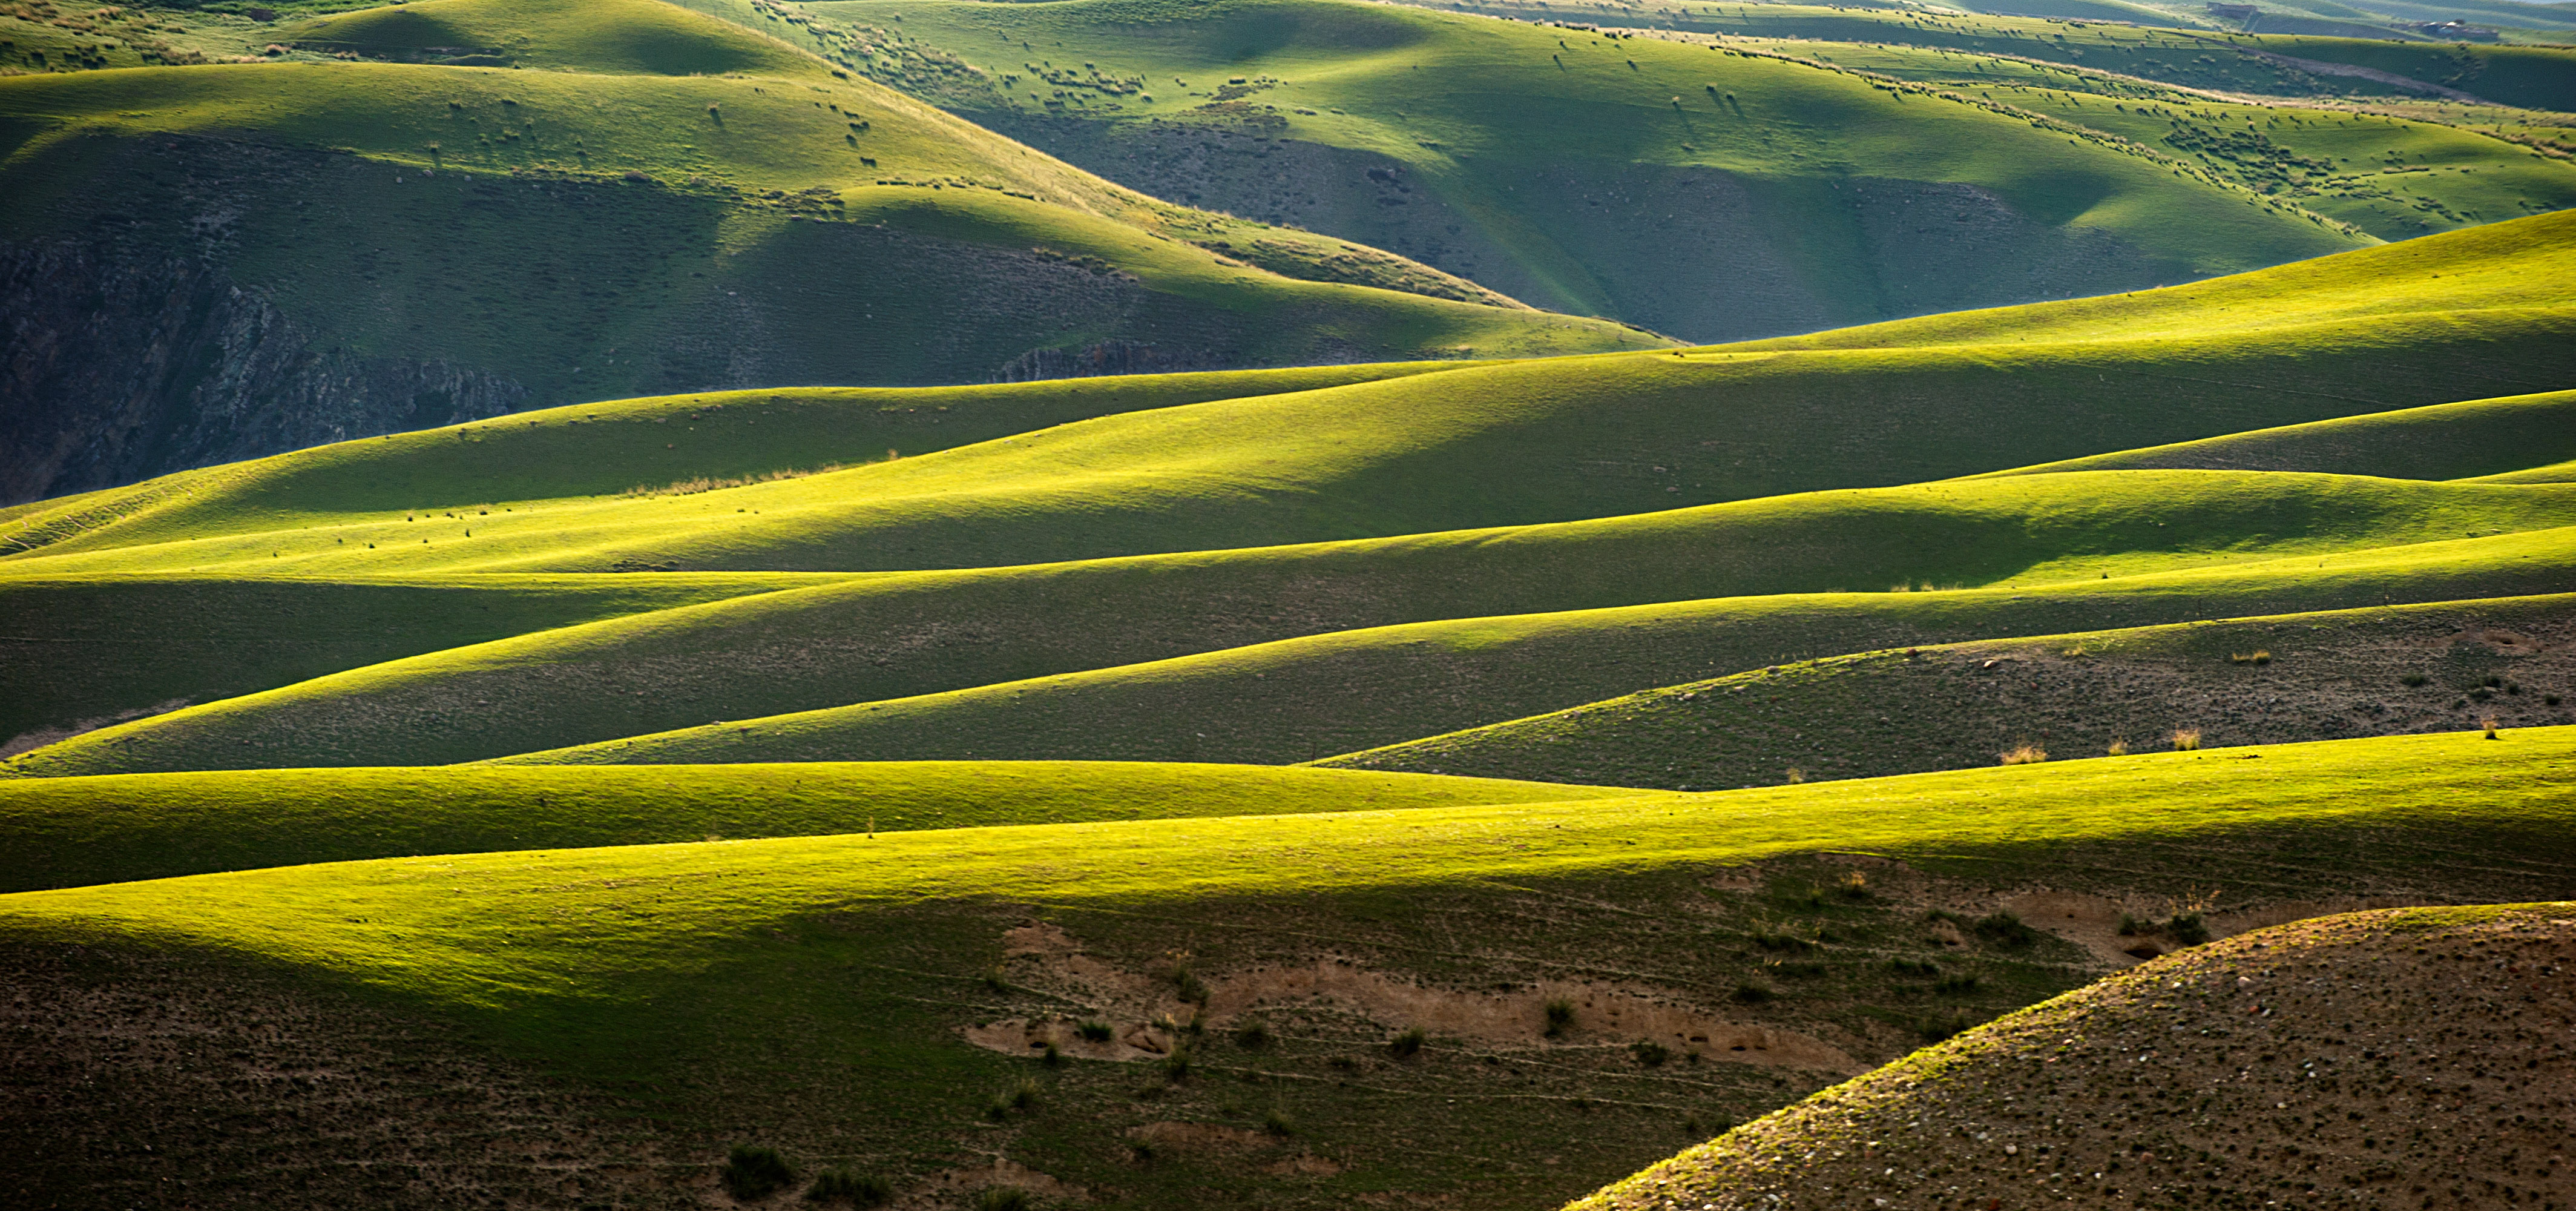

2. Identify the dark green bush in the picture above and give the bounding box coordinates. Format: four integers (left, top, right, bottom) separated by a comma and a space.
1076, 1020, 1113, 1043
1543, 998, 1575, 1037
1629, 1040, 1670, 1067
1233, 1019, 1272, 1049
976, 1187, 1033, 1211
1972, 911, 2036, 947
721, 1145, 796, 1201
807, 1169, 893, 1206
1388, 1026, 1427, 1058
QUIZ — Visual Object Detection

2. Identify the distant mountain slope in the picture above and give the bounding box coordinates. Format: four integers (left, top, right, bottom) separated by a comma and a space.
1979, 388, 2576, 480
1571, 902, 2576, 1211
774, 0, 2364, 340
0, 0, 1659, 504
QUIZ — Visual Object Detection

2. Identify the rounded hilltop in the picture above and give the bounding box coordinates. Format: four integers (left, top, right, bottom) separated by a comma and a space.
1574, 903, 2574, 1210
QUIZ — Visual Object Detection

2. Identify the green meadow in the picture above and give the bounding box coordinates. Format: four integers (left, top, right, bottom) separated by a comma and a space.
6, 0, 2575, 1205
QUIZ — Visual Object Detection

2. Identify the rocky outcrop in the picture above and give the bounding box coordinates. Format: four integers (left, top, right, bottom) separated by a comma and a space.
0, 239, 527, 504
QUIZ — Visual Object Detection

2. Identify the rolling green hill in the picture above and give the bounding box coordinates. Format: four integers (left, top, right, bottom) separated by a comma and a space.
1977, 387, 2576, 480
0, 0, 1657, 502
0, 761, 1635, 893
465, 526, 2576, 772
1321, 593, 2576, 789
5, 728, 2571, 1208
16, 480, 2575, 776
777, 0, 2367, 340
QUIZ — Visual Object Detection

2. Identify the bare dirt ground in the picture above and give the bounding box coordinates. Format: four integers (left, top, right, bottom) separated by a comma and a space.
1578, 904, 2575, 1211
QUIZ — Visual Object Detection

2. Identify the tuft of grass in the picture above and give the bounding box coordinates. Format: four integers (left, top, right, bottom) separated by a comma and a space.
1730, 980, 1778, 1005
1998, 744, 2048, 766
1387, 1026, 1427, 1059
807, 1169, 893, 1207
1232, 1020, 1271, 1050
2106, 737, 2129, 757
1629, 1041, 1671, 1067
1543, 998, 1576, 1038
721, 1145, 796, 1202
2230, 650, 2274, 665
2172, 728, 2203, 752
974, 1188, 1033, 1211
1972, 911, 2037, 948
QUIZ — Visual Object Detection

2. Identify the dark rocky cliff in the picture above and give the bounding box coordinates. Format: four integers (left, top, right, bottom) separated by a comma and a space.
1, 239, 528, 505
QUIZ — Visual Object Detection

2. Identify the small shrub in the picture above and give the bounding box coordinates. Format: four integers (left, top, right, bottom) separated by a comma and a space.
1972, 911, 2036, 947
1160, 1046, 1192, 1083
1933, 972, 1982, 994
2116, 912, 2143, 936
2106, 737, 2128, 757
1630, 1040, 1671, 1067
721, 1146, 796, 1201
2229, 650, 2271, 665
2482, 716, 2501, 739
1730, 980, 1777, 1005
1388, 1026, 1427, 1059
976, 1188, 1033, 1211
1076, 1020, 1112, 1043
1543, 998, 1576, 1037
1834, 871, 1871, 901
2165, 912, 2210, 945
2171, 728, 2201, 751
1887, 957, 1938, 976
2401, 673, 2430, 687
1784, 767, 1805, 784
807, 1169, 893, 1207
1010, 1078, 1042, 1111
1040, 1041, 1062, 1067
1998, 744, 2046, 765
982, 967, 1010, 993
1263, 1109, 1296, 1137
1233, 1019, 1272, 1049
1171, 966, 1210, 1005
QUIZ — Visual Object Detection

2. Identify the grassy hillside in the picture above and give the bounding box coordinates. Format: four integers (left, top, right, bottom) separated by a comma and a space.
777, 0, 2367, 340
12, 312, 2575, 577
5, 728, 2571, 1209
281, 0, 834, 77
0, 762, 1635, 893
0, 572, 839, 755
0, 0, 1662, 501
1979, 388, 2576, 480
1323, 593, 2576, 789
462, 525, 2576, 773
1434, 1, 2576, 106
17, 476, 2574, 775
1741, 203, 2575, 348
1571, 902, 2576, 1211
1694, 40, 2576, 238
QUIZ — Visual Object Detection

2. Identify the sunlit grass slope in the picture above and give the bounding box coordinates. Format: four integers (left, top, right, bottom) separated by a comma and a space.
19, 477, 2574, 775
12, 314, 2574, 578
1741, 205, 2576, 349
1321, 593, 2576, 790
1, 728, 2569, 1208
283, 0, 830, 78
0, 366, 1474, 562
0, 762, 1632, 893
0, 572, 840, 753
1437, 1, 2576, 110
1701, 45, 2576, 240
2471, 459, 2576, 484
794, 0, 2361, 337
5, 210, 2566, 574
1977, 388, 2576, 480
487, 527, 2576, 771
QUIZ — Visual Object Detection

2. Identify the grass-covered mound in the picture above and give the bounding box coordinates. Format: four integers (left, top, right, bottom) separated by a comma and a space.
281, 0, 833, 78
0, 761, 1635, 893
1322, 593, 2576, 789
790, 0, 2366, 340
4, 728, 2571, 1209
19, 481, 2575, 776
1569, 902, 2575, 1211
477, 526, 2576, 771
1980, 388, 2576, 481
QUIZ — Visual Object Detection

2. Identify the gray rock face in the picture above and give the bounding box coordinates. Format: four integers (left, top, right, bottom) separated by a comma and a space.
0, 239, 528, 505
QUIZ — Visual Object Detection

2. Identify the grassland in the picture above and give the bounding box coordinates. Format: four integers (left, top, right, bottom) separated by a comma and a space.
12, 477, 2571, 774
775, 0, 2370, 338
1322, 592, 2576, 788
0, 761, 1637, 892
4, 727, 2571, 1207
1979, 386, 2576, 478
